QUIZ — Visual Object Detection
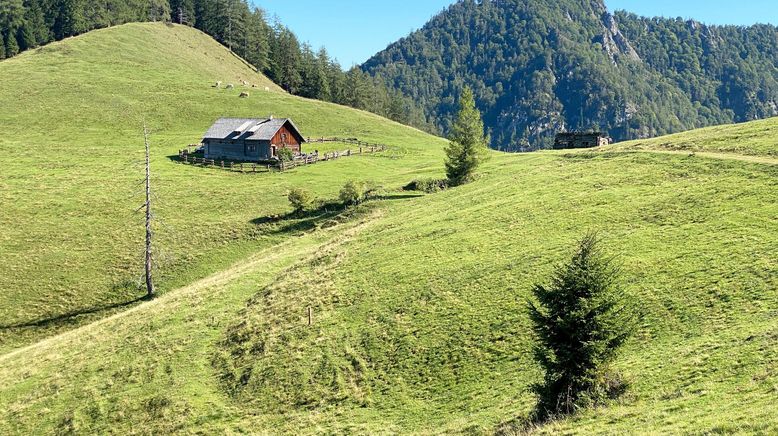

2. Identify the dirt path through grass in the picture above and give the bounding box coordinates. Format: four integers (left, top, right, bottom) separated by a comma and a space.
632, 149, 778, 165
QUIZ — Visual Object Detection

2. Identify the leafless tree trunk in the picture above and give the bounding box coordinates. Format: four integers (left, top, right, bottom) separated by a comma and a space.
143, 123, 155, 298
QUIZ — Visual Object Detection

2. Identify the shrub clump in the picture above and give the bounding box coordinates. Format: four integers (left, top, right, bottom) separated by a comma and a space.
277, 147, 294, 162
403, 178, 448, 193
528, 232, 634, 420
339, 180, 366, 205
288, 187, 314, 213
339, 180, 378, 206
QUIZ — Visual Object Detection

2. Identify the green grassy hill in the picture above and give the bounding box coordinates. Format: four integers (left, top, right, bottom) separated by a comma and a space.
609, 116, 778, 158
0, 23, 446, 352
1, 23, 776, 435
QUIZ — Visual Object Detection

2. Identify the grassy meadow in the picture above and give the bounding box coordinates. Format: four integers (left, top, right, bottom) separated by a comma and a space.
610, 116, 778, 158
1, 22, 776, 435
0, 23, 446, 352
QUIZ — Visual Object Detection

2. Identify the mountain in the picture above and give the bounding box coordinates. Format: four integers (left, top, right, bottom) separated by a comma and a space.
1, 21, 777, 434
362, 0, 778, 150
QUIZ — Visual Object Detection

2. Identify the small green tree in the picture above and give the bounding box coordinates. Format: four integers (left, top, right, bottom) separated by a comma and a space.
5, 31, 19, 57
287, 187, 313, 214
528, 232, 633, 419
339, 180, 365, 206
277, 146, 294, 162
445, 87, 489, 186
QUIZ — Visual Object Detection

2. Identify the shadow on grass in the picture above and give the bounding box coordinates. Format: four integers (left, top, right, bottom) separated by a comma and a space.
0, 295, 149, 331
251, 200, 351, 235
251, 193, 424, 235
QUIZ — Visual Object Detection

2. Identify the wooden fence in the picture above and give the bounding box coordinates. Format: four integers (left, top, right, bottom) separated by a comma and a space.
178, 137, 389, 173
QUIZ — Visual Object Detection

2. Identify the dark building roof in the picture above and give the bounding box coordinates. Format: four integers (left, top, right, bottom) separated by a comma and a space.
555, 132, 604, 139
202, 117, 306, 143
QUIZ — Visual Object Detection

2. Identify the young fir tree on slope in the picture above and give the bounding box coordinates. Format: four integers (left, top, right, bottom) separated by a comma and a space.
445, 87, 489, 186
528, 233, 634, 419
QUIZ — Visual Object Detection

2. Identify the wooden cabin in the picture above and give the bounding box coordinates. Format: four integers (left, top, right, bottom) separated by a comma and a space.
201, 116, 306, 162
553, 132, 611, 149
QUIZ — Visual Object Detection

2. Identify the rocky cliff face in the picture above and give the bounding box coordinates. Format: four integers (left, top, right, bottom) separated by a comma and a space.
600, 12, 641, 63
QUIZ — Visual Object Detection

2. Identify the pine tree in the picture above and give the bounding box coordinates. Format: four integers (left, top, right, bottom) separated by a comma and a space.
24, 0, 50, 46
444, 87, 489, 186
170, 0, 195, 25
298, 42, 316, 98
244, 7, 269, 72
17, 23, 35, 51
54, 0, 84, 39
0, 0, 24, 55
193, 0, 217, 34
0, 36, 6, 60
528, 233, 634, 419
5, 29, 20, 57
274, 26, 302, 94
327, 58, 345, 104
344, 67, 370, 110
314, 47, 332, 101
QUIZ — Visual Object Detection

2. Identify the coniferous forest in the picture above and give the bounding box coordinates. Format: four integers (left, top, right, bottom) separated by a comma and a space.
0, 0, 434, 132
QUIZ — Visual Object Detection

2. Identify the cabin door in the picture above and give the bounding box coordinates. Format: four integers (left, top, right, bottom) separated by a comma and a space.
271, 145, 277, 157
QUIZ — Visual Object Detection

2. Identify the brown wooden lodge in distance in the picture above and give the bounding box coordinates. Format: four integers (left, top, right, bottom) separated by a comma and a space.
201, 116, 306, 162
553, 132, 611, 149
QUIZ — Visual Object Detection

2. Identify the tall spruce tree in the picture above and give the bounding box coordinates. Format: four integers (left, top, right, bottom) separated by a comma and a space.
170, 0, 195, 25
0, 36, 6, 59
314, 47, 332, 101
17, 21, 36, 50
528, 233, 634, 419
0, 0, 24, 54
53, 0, 84, 38
5, 29, 20, 57
444, 87, 489, 186
244, 7, 269, 72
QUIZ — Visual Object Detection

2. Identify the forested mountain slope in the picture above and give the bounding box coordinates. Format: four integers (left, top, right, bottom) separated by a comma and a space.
362, 0, 778, 150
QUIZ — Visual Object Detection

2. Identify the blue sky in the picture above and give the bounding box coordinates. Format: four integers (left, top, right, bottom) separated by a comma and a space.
254, 0, 778, 67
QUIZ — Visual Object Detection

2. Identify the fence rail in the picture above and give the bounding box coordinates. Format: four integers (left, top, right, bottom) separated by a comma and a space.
177, 137, 389, 173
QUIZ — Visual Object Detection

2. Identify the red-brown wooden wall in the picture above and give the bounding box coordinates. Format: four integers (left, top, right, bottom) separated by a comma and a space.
270, 123, 301, 155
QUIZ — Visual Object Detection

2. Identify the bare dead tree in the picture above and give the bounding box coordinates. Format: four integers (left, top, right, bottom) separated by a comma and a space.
142, 123, 155, 298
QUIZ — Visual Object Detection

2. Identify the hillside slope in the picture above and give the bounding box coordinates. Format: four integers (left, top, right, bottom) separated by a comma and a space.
1, 21, 776, 435
609, 116, 778, 158
1, 125, 775, 434
0, 22, 447, 352
362, 0, 778, 150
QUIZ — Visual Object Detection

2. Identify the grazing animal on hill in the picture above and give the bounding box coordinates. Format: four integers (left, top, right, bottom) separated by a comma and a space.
226, 84, 234, 89
214, 81, 222, 88
239, 92, 250, 98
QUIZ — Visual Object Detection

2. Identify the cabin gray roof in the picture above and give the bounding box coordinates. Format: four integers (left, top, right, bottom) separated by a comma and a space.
202, 117, 305, 142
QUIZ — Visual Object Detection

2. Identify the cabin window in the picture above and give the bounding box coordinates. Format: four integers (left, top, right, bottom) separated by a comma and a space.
281, 133, 287, 144
247, 145, 257, 153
